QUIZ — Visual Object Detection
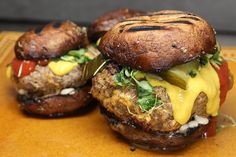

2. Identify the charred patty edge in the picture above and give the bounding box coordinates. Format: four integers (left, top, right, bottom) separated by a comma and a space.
18, 85, 92, 117
101, 106, 209, 151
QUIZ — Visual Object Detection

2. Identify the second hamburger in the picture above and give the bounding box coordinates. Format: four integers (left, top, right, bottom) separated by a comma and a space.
7, 21, 101, 117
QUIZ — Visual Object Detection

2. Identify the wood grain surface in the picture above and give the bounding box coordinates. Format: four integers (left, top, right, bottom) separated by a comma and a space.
0, 31, 236, 157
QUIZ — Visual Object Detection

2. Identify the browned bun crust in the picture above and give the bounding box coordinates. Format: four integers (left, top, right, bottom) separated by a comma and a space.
101, 106, 209, 151
18, 85, 92, 117
88, 8, 145, 42
15, 21, 87, 60
99, 10, 216, 72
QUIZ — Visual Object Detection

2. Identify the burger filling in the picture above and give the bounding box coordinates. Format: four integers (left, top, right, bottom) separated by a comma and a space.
91, 46, 226, 132
7, 45, 101, 98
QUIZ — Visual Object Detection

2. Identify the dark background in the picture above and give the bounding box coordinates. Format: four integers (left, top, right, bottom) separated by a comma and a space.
0, 0, 235, 46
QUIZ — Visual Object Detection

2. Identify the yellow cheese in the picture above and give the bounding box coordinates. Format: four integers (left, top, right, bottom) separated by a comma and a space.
48, 60, 77, 76
146, 62, 220, 124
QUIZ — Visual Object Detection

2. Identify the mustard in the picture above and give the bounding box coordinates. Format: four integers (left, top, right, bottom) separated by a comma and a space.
48, 60, 77, 76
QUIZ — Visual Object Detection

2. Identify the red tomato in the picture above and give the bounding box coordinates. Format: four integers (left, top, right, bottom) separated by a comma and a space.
12, 58, 36, 78
37, 59, 49, 66
206, 61, 230, 137
213, 61, 230, 105
205, 116, 217, 137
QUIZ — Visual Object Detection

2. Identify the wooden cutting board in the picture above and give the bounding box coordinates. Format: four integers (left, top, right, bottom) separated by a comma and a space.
0, 31, 236, 157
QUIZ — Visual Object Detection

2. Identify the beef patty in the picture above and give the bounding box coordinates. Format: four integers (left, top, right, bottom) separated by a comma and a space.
91, 63, 209, 132
13, 64, 86, 98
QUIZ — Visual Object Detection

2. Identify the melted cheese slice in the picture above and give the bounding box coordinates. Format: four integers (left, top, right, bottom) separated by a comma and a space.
48, 60, 77, 76
146, 62, 220, 124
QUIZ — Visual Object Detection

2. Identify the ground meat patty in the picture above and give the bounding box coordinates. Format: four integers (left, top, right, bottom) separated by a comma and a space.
91, 63, 209, 132
14, 64, 86, 97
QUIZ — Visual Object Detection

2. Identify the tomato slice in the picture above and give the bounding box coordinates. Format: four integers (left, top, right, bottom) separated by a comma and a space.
205, 116, 217, 137
205, 61, 230, 137
12, 58, 36, 78
213, 61, 230, 105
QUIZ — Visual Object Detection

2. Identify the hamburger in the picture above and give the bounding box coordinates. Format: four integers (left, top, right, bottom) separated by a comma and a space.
88, 8, 145, 42
7, 21, 102, 117
91, 10, 234, 150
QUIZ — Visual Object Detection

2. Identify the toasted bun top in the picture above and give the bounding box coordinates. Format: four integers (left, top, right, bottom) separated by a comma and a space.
15, 21, 87, 60
99, 10, 216, 72
88, 8, 145, 42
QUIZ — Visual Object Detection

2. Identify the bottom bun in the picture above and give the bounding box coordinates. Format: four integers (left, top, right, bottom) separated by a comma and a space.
100, 106, 209, 151
18, 85, 92, 117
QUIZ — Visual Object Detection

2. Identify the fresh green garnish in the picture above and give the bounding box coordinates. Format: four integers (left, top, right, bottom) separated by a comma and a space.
113, 67, 133, 86
68, 49, 86, 57
136, 80, 153, 93
209, 50, 223, 65
113, 67, 162, 112
188, 70, 197, 78
199, 56, 208, 66
60, 55, 75, 62
137, 94, 160, 111
60, 48, 92, 64
199, 44, 223, 66
136, 80, 162, 111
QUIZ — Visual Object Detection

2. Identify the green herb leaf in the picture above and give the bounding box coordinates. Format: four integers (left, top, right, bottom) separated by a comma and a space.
60, 55, 76, 62
60, 49, 92, 64
113, 67, 162, 112
75, 56, 91, 64
137, 85, 152, 97
188, 70, 197, 78
199, 56, 208, 66
113, 73, 123, 86
202, 44, 223, 66
124, 68, 131, 77
210, 50, 223, 65
199, 43, 222, 66
137, 95, 157, 111
136, 81, 161, 112
113, 68, 133, 86
137, 80, 153, 93
68, 49, 86, 57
